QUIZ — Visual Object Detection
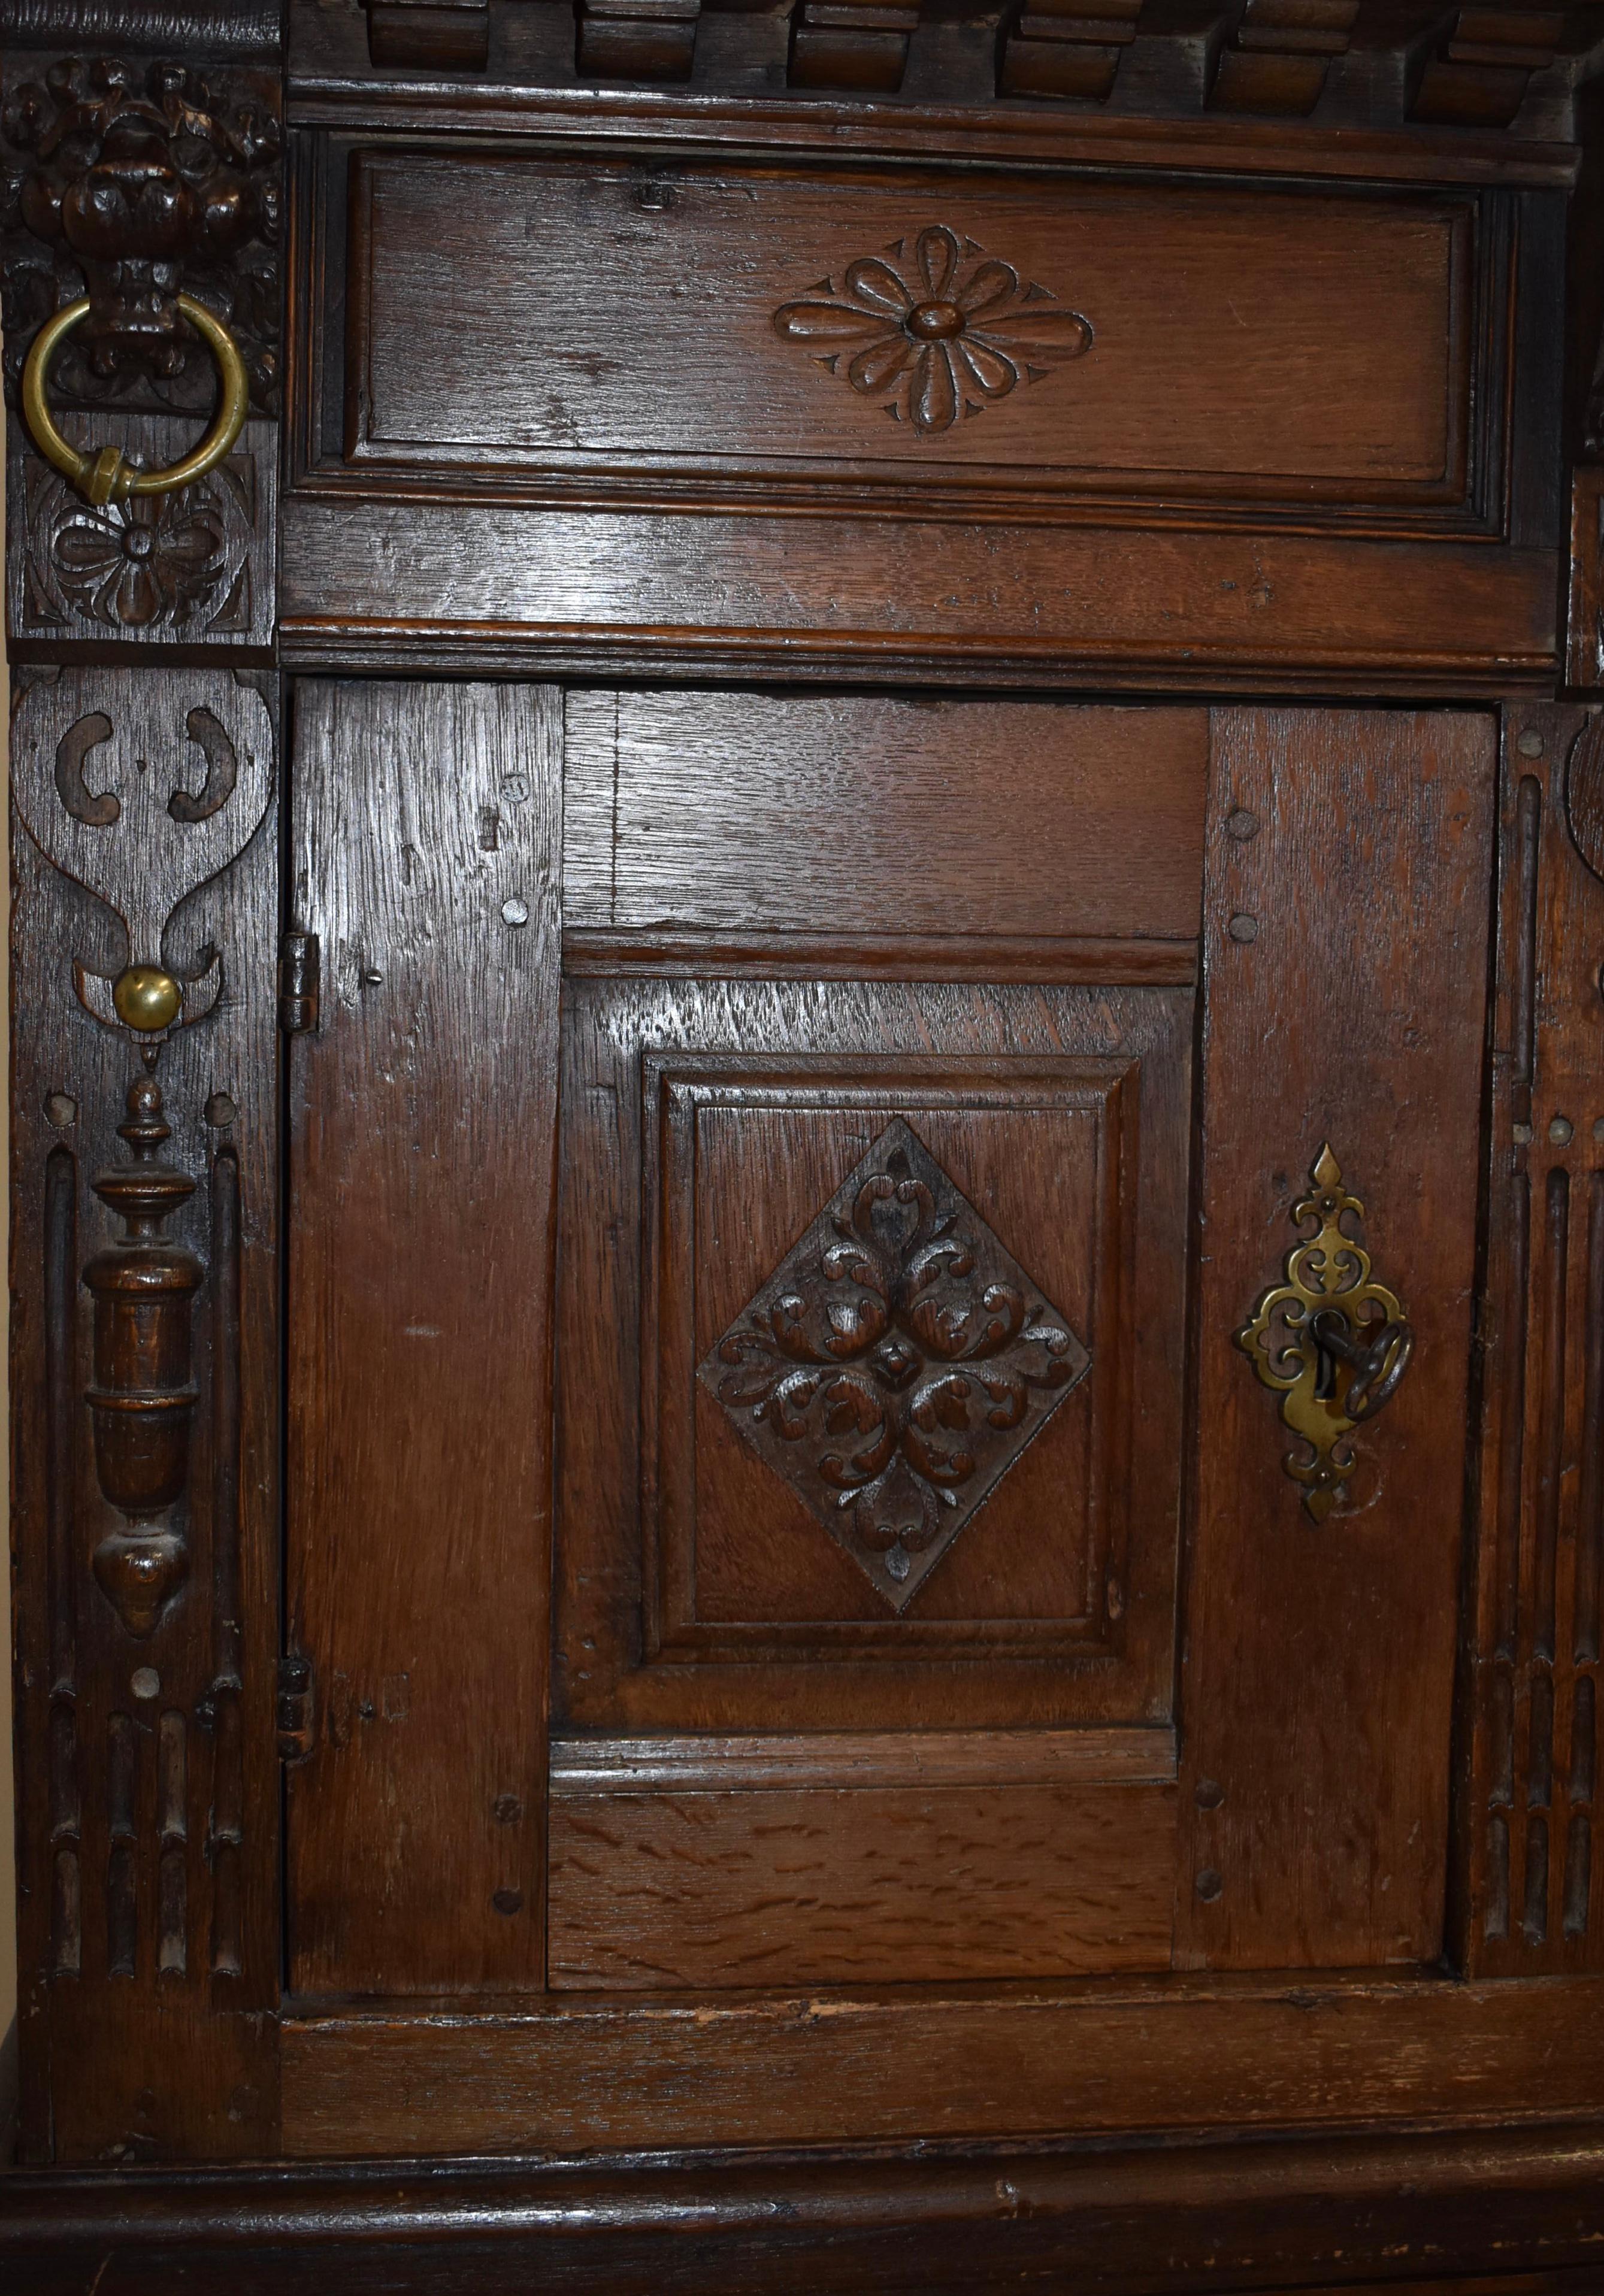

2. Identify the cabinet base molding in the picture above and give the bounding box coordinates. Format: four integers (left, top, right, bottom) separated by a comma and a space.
280, 1972, 1604, 2158
5, 2119, 1604, 2293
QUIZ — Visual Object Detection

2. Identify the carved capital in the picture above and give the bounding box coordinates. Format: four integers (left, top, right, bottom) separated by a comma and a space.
1, 51, 281, 418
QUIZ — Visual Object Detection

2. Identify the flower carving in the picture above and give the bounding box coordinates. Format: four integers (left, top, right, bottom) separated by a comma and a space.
700, 1119, 1090, 1610
773, 225, 1092, 438
48, 483, 228, 629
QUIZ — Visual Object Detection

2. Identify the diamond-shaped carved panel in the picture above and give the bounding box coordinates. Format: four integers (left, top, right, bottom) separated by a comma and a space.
698, 1119, 1090, 1612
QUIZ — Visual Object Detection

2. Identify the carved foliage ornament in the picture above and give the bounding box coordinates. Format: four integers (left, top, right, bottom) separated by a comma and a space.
21, 452, 256, 635
700, 1119, 1089, 1610
773, 225, 1092, 438
12, 668, 272, 1041
1, 54, 280, 416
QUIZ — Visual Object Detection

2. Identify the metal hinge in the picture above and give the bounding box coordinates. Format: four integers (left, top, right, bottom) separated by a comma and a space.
277, 1653, 315, 1763
279, 929, 319, 1034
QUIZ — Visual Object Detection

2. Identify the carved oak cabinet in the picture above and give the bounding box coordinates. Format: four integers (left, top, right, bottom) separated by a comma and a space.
9, 0, 1604, 2286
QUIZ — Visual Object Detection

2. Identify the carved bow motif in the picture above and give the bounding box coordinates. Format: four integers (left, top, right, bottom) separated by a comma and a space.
11, 668, 273, 1041
701, 1119, 1089, 1609
773, 225, 1092, 437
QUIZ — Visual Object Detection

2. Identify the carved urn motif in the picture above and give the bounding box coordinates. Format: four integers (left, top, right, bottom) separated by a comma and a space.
84, 1073, 201, 1637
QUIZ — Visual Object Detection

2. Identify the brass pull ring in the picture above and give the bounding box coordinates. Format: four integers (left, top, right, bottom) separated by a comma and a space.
21, 294, 249, 507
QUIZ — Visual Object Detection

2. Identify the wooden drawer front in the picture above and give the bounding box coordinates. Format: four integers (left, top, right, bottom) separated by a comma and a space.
341, 152, 1490, 532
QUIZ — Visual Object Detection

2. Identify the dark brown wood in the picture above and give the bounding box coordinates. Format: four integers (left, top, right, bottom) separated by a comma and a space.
6, 415, 277, 664
0, 50, 282, 418
1177, 708, 1496, 1970
7, 2124, 1604, 2294
286, 0, 1604, 152
561, 692, 1206, 943
549, 1779, 1177, 1986
279, 503, 1558, 692
367, 0, 491, 71
285, 678, 561, 1997
11, 0, 1604, 2276
1457, 700, 1604, 1974
556, 991, 1192, 1732
8, 665, 281, 2161
337, 152, 1484, 528
280, 1970, 1604, 2156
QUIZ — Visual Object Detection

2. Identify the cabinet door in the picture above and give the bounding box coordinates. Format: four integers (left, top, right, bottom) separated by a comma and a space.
284, 685, 1493, 2003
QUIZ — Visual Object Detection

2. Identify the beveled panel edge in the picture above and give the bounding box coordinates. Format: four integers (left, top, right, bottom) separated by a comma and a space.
643, 1046, 1140, 1671
562, 931, 1199, 984
319, 144, 1499, 543
276, 617, 1563, 698
549, 1725, 1179, 1794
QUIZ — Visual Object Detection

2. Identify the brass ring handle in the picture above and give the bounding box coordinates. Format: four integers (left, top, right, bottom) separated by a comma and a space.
1308, 1307, 1414, 1424
21, 295, 249, 507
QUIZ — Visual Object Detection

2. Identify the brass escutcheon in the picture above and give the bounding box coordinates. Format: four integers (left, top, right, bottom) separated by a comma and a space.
1236, 1144, 1414, 1523
21, 294, 249, 507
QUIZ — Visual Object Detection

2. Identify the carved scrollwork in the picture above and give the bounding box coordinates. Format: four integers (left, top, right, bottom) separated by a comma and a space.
773, 225, 1092, 438
700, 1117, 1090, 1610
1236, 1146, 1413, 1523
0, 52, 280, 417
11, 667, 273, 1040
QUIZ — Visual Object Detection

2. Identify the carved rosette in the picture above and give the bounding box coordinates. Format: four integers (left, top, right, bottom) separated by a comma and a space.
19, 453, 257, 636
773, 225, 1092, 437
701, 1119, 1090, 1609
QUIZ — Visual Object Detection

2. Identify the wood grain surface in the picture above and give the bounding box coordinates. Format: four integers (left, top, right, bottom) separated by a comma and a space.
548, 1725, 1178, 1792
1459, 702, 1604, 1975
285, 680, 561, 1997
280, 1968, 1604, 2156
1177, 708, 1497, 1971
556, 984, 1193, 1733
8, 666, 282, 2161
549, 1782, 1175, 1988
10, 2124, 1604, 2294
561, 692, 1205, 944
343, 154, 1476, 519
279, 501, 1560, 693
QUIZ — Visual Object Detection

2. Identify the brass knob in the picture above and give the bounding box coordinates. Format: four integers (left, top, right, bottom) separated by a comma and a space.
21, 294, 249, 506
111, 965, 183, 1034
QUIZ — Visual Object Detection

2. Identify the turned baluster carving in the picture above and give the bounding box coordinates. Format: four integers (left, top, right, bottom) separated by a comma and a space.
84, 1072, 201, 1638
